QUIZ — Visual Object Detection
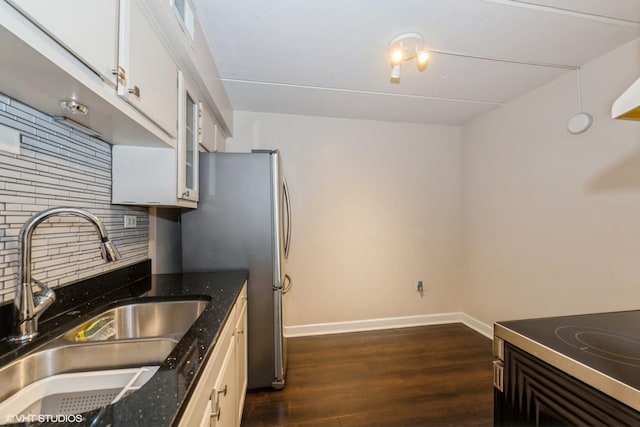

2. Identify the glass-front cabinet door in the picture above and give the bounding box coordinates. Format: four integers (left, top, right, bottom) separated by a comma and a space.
178, 71, 200, 202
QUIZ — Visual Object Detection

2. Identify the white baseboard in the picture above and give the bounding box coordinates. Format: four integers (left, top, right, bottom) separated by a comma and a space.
284, 312, 493, 339
459, 313, 494, 339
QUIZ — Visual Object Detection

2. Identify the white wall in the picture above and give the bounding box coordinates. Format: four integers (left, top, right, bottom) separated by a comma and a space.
462, 38, 640, 325
227, 113, 462, 328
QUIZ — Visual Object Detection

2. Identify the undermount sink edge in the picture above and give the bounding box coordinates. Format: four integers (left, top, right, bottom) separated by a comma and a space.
0, 338, 176, 404
62, 297, 210, 342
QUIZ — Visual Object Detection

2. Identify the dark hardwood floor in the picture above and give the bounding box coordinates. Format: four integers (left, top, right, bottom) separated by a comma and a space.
241, 324, 494, 427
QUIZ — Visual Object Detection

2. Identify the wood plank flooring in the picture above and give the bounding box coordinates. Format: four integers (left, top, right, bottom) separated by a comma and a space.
241, 324, 494, 427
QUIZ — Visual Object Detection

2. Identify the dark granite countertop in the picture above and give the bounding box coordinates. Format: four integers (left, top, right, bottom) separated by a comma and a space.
0, 260, 248, 427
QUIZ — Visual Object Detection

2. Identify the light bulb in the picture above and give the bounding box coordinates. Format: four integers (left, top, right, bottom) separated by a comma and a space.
390, 64, 401, 83
416, 49, 429, 72
390, 48, 404, 65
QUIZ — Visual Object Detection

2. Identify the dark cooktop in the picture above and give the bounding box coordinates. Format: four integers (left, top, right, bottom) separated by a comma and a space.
497, 310, 640, 393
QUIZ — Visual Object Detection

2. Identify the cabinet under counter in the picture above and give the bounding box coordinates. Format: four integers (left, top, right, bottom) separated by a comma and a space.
0, 261, 249, 427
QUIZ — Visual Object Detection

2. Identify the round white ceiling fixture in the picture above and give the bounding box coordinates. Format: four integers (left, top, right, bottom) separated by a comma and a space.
568, 112, 593, 134
567, 68, 592, 135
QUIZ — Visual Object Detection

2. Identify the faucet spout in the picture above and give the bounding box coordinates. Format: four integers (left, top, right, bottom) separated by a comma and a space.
9, 207, 121, 343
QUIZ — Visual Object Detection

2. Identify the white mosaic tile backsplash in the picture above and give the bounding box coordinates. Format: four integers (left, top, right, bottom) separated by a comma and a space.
0, 94, 149, 303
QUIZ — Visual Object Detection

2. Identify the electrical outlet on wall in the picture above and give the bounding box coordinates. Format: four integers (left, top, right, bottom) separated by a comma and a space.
123, 215, 137, 228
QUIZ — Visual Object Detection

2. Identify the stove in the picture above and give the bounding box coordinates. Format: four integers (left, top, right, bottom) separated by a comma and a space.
494, 310, 640, 412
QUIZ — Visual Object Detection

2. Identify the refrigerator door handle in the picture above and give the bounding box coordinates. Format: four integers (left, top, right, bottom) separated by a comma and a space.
283, 178, 292, 259
282, 274, 293, 294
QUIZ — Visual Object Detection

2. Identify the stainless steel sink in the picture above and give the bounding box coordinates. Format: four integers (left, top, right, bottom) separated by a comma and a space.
0, 297, 210, 418
63, 298, 209, 342
0, 338, 176, 405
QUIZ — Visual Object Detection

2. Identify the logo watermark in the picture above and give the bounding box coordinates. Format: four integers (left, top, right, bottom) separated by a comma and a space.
5, 414, 84, 423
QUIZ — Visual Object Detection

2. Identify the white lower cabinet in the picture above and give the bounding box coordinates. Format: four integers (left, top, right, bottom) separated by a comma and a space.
234, 299, 248, 423
210, 340, 236, 427
180, 283, 248, 427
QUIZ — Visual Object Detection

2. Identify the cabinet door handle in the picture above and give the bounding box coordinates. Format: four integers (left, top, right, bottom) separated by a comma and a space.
211, 405, 221, 421
210, 385, 228, 421
112, 66, 126, 85
493, 360, 504, 392
128, 85, 141, 98
217, 385, 228, 397
182, 190, 190, 198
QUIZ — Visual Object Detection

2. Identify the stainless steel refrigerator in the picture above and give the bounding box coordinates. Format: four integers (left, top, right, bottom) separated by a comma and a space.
181, 150, 291, 390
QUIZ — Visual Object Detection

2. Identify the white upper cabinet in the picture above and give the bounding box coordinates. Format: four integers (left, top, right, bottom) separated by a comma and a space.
6, 0, 119, 85
1, 0, 231, 150
117, 0, 178, 138
200, 103, 225, 153
143, 0, 233, 137
171, 0, 195, 41
111, 71, 200, 208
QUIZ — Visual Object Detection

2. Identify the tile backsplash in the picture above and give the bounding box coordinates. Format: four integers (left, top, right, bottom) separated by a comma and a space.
0, 93, 149, 303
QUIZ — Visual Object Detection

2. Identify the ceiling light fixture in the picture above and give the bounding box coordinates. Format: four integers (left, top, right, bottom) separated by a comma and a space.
387, 32, 430, 84
387, 33, 579, 85
567, 67, 593, 134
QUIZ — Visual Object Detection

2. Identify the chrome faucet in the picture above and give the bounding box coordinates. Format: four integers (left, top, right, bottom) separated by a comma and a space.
9, 207, 121, 343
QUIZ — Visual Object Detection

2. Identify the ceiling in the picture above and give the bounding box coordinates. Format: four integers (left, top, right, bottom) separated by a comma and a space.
191, 0, 640, 126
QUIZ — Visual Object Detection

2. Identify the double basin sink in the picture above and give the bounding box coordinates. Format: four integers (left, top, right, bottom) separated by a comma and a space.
0, 297, 209, 419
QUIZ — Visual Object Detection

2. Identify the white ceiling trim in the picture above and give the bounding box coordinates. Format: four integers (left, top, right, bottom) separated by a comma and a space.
484, 0, 640, 25
431, 49, 577, 70
220, 78, 507, 106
